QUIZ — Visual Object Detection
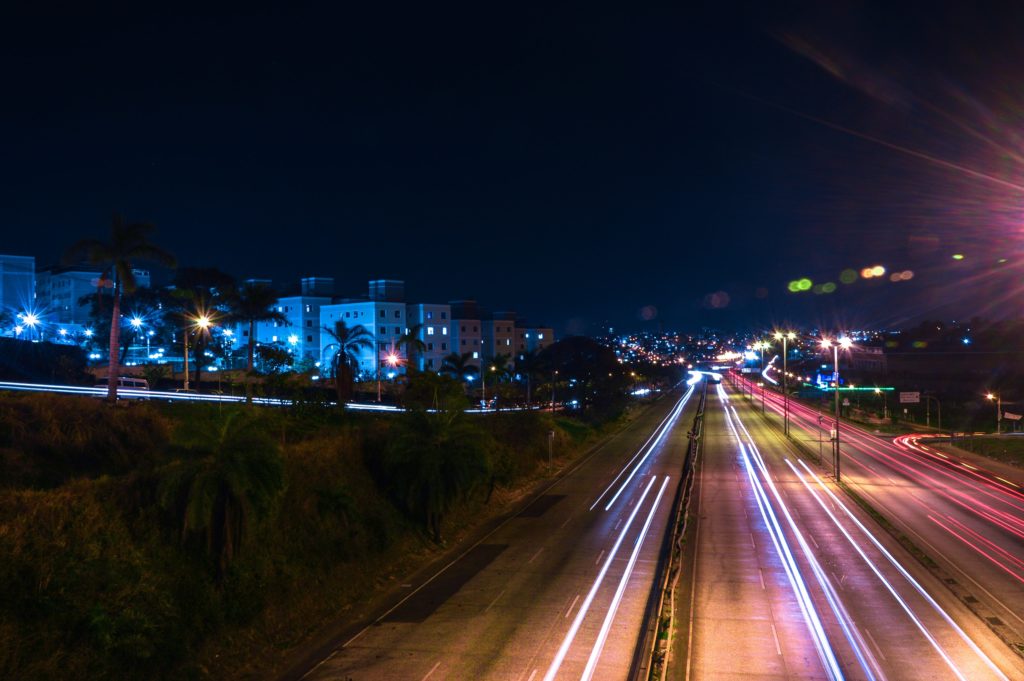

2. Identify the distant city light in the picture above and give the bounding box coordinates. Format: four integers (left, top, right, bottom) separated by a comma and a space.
130, 316, 143, 329
84, 328, 94, 337
952, 254, 964, 260
58, 328, 67, 336
288, 334, 299, 345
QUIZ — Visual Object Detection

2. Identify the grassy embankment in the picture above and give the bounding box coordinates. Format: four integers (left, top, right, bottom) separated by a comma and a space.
0, 393, 618, 680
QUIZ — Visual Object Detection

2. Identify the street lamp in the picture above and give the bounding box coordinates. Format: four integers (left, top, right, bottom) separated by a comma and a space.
184, 314, 214, 391
774, 331, 796, 435
753, 340, 769, 413
986, 393, 1001, 434
821, 336, 853, 482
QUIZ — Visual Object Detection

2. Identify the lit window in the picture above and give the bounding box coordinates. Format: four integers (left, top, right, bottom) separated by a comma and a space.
442, 327, 447, 335
538, 333, 544, 339
272, 335, 278, 342
426, 311, 433, 319
427, 326, 435, 335
472, 351, 479, 359
305, 304, 311, 312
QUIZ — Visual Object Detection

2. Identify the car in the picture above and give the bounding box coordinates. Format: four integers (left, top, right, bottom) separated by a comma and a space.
95, 377, 150, 399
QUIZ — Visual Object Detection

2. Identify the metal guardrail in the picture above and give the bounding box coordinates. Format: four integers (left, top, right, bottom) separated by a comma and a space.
630, 381, 707, 680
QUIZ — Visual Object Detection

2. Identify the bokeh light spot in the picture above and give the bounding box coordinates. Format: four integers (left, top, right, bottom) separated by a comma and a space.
821, 282, 837, 293
839, 269, 858, 284
787, 280, 800, 292
871, 265, 885, 277
797, 278, 812, 291
952, 254, 964, 260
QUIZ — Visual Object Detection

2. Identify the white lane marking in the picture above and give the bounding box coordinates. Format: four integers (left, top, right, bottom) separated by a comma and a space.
581, 476, 672, 681
771, 623, 783, 655
758, 568, 766, 590
526, 670, 537, 681
750, 533, 756, 549
565, 593, 580, 618
595, 549, 605, 565
614, 518, 623, 530
342, 626, 368, 648
528, 548, 544, 564
543, 477, 658, 681
559, 514, 572, 529
420, 661, 441, 681
864, 628, 887, 662
485, 587, 507, 613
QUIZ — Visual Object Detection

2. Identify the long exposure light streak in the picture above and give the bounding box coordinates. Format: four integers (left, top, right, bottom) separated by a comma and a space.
543, 476, 657, 681
590, 385, 694, 511
717, 385, 848, 681
797, 460, 1011, 681
580, 476, 671, 681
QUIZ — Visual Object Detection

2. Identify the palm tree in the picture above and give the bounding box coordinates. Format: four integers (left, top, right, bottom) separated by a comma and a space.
157, 413, 284, 581
382, 408, 492, 542
441, 352, 478, 381
322, 320, 373, 403
397, 323, 427, 371
224, 282, 287, 402
516, 348, 544, 405
489, 353, 512, 382
64, 215, 176, 402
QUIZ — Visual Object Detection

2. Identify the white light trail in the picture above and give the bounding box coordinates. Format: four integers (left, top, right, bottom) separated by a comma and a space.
593, 385, 694, 512
580, 476, 671, 681
796, 460, 1010, 681
543, 476, 658, 681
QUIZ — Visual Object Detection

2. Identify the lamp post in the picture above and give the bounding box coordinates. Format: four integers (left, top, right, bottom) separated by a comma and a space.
986, 393, 1001, 434
183, 314, 212, 392
774, 331, 796, 435
130, 316, 143, 362
754, 340, 768, 413
821, 336, 852, 482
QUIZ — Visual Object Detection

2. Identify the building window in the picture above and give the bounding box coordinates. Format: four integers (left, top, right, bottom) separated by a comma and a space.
442, 327, 448, 335
441, 312, 447, 319
306, 320, 312, 327
379, 310, 385, 318
538, 333, 544, 339
379, 342, 387, 350
345, 311, 350, 318
272, 335, 278, 342
505, 339, 511, 345
394, 327, 400, 334
427, 326, 434, 335
243, 330, 249, 337
461, 325, 466, 332
428, 358, 434, 368
461, 339, 466, 346
305, 304, 311, 313
427, 342, 433, 350
472, 351, 479, 359
473, 325, 478, 332
441, 343, 447, 351
306, 335, 313, 342
394, 310, 401, 318
426, 311, 433, 319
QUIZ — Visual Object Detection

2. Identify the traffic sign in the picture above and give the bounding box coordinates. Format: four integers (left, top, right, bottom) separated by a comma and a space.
899, 391, 920, 404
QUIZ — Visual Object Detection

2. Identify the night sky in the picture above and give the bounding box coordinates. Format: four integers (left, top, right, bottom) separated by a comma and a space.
3, 1, 1023, 334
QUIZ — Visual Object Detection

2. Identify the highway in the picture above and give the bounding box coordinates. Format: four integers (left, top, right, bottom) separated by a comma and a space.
287, 384, 700, 681
687, 381, 1023, 680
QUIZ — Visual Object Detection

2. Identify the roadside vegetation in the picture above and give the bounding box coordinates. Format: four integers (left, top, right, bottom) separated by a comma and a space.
0, 376, 630, 680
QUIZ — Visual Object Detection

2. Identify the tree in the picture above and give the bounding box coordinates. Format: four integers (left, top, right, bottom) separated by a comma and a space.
157, 413, 284, 581
64, 215, 176, 402
381, 407, 492, 542
223, 282, 287, 402
516, 348, 545, 405
488, 353, 513, 382
322, 320, 372, 404
440, 352, 478, 381
397, 323, 427, 371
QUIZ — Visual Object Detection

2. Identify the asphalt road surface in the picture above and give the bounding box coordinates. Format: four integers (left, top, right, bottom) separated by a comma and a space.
694, 379, 1024, 680
295, 385, 700, 681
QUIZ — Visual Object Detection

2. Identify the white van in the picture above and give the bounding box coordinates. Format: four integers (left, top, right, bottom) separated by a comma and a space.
95, 377, 150, 397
